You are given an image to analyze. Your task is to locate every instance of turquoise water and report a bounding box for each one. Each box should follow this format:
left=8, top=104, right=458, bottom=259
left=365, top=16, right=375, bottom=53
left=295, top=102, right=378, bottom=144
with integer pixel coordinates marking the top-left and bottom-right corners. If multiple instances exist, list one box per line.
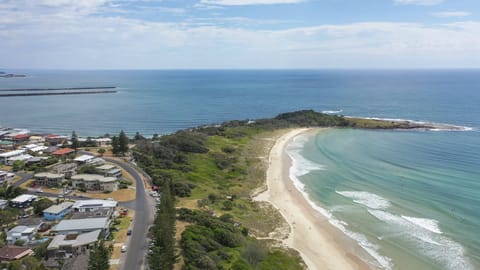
left=1, top=70, right=479, bottom=269
left=290, top=129, right=480, bottom=269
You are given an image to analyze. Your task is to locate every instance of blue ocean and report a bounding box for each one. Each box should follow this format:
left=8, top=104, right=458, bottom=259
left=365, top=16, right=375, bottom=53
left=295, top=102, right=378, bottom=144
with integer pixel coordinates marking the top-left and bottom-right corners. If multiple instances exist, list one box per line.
left=1, top=70, right=479, bottom=269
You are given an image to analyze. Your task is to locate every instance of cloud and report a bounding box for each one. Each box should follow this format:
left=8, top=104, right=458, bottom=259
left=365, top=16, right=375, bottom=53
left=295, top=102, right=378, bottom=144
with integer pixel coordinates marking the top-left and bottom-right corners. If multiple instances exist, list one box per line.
left=1, top=0, right=480, bottom=68
left=432, top=11, right=471, bottom=18
left=394, top=0, right=443, bottom=6
left=199, top=0, right=305, bottom=6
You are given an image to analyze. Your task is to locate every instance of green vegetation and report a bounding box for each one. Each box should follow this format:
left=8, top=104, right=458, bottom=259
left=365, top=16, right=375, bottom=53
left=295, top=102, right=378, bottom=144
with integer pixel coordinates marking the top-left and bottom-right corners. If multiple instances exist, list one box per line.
left=12, top=160, right=25, bottom=172
left=135, top=110, right=410, bottom=270
left=178, top=208, right=303, bottom=270
left=3, top=256, right=47, bottom=270
left=32, top=198, right=54, bottom=215
left=71, top=130, right=79, bottom=153
left=149, top=180, right=176, bottom=270
left=88, top=241, right=111, bottom=270
left=0, top=185, right=24, bottom=199
left=111, top=130, right=129, bottom=156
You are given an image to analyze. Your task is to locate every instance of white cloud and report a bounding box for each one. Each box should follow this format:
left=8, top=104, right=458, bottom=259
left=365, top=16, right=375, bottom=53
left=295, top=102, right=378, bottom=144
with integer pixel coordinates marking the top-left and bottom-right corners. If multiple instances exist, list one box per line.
left=394, top=0, right=443, bottom=6
left=1, top=0, right=480, bottom=69
left=433, top=11, right=471, bottom=18
left=199, top=0, right=305, bottom=6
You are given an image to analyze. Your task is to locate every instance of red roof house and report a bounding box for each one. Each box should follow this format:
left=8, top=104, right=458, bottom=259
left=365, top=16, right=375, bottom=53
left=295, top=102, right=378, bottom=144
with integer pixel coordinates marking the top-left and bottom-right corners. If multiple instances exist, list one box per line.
left=0, top=246, right=33, bottom=262
left=13, top=134, right=30, bottom=142
left=52, top=148, right=75, bottom=157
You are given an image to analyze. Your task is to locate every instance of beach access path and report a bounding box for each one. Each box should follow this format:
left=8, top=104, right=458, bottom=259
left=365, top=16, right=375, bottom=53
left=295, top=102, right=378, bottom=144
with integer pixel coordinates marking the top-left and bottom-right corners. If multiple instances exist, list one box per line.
left=254, top=128, right=371, bottom=270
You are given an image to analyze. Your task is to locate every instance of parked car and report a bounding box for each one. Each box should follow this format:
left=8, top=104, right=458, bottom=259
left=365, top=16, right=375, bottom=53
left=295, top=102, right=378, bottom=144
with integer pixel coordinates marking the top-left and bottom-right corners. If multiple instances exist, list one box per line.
left=121, top=245, right=127, bottom=253
left=127, top=229, right=132, bottom=236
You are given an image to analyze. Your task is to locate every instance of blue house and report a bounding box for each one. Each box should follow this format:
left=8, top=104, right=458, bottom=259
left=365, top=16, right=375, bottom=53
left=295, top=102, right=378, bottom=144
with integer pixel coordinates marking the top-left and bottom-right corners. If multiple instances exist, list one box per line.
left=43, top=202, right=74, bottom=221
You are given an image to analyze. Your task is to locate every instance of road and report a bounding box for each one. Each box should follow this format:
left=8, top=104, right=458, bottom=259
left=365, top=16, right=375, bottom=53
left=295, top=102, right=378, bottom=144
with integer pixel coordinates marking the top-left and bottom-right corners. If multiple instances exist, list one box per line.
left=102, top=157, right=155, bottom=270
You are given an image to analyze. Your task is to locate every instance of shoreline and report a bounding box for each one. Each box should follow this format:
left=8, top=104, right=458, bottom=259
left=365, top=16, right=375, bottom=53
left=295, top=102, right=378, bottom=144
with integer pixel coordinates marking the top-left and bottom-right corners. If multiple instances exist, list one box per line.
left=254, top=128, right=373, bottom=270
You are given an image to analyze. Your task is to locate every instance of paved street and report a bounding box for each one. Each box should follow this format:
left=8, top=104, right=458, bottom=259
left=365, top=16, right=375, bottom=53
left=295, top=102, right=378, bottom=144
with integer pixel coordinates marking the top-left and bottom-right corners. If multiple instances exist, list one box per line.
left=103, top=157, right=155, bottom=270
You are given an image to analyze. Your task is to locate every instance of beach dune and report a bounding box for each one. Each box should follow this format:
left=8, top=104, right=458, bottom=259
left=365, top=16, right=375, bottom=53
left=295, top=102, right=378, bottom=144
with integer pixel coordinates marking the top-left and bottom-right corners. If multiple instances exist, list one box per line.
left=254, top=128, right=371, bottom=270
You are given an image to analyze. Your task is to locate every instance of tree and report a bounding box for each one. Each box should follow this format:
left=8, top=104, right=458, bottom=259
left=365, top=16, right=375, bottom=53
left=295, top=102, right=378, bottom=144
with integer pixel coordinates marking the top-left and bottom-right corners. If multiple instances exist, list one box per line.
left=149, top=180, right=176, bottom=270
left=12, top=160, right=25, bottom=171
left=71, top=130, right=79, bottom=153
left=118, top=130, right=129, bottom=156
left=97, top=148, right=106, bottom=156
left=32, top=198, right=54, bottom=215
left=88, top=241, right=111, bottom=270
left=111, top=136, right=120, bottom=155
left=134, top=132, right=145, bottom=141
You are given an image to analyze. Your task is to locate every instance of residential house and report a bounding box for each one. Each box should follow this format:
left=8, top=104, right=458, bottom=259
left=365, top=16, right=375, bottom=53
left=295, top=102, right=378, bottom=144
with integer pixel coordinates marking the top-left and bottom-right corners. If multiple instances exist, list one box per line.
left=52, top=217, right=111, bottom=236
left=0, top=170, right=15, bottom=184
left=71, top=174, right=118, bottom=192
left=51, top=163, right=78, bottom=178
left=0, top=150, right=26, bottom=164
left=6, top=154, right=33, bottom=166
left=96, top=164, right=122, bottom=179
left=28, top=135, right=45, bottom=143
left=0, top=140, right=14, bottom=149
left=34, top=172, right=65, bottom=187
left=0, top=246, right=33, bottom=262
left=43, top=202, right=74, bottom=221
left=52, top=148, right=75, bottom=158
left=10, top=194, right=37, bottom=208
left=73, top=155, right=95, bottom=165
left=47, top=230, right=100, bottom=258
left=12, top=134, right=30, bottom=144
left=72, top=199, right=117, bottom=213
left=6, top=225, right=37, bottom=245
left=46, top=134, right=68, bottom=145
left=93, top=138, right=111, bottom=147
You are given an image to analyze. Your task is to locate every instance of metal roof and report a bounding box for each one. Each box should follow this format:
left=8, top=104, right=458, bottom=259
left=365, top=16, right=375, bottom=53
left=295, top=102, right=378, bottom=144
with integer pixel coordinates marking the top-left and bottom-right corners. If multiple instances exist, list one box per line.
left=48, top=230, right=100, bottom=250
left=74, top=155, right=95, bottom=162
left=72, top=199, right=118, bottom=209
left=53, top=217, right=109, bottom=232
left=43, top=202, right=74, bottom=215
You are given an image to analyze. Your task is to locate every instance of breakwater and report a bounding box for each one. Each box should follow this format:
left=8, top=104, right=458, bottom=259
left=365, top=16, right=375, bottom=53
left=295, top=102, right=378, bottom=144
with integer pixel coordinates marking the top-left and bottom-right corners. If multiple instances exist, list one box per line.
left=0, top=90, right=117, bottom=97
left=0, top=86, right=116, bottom=92
left=0, top=86, right=117, bottom=97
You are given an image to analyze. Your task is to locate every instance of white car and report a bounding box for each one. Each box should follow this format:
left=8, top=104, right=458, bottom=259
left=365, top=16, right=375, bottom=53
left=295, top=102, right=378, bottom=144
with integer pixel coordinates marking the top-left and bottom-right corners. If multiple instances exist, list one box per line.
left=121, top=245, right=127, bottom=253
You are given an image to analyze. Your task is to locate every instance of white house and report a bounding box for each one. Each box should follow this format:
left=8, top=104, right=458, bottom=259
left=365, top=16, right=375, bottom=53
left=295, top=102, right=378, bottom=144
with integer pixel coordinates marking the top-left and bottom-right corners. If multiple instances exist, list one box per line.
left=72, top=199, right=117, bottom=213
left=0, top=150, right=26, bottom=164
left=6, top=226, right=37, bottom=245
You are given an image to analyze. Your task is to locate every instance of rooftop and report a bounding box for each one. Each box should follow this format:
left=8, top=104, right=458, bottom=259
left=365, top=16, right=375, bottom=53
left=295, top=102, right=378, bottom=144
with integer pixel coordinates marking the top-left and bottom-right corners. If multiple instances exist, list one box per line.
left=11, top=194, right=37, bottom=203
left=52, top=148, right=75, bottom=155
left=71, top=174, right=117, bottom=183
left=0, top=246, right=33, bottom=260
left=96, top=164, right=116, bottom=170
left=72, top=199, right=117, bottom=209
left=53, top=217, right=110, bottom=232
left=35, top=172, right=64, bottom=179
left=48, top=229, right=100, bottom=250
left=43, top=202, right=74, bottom=215
left=74, top=155, right=95, bottom=162
left=0, top=150, right=26, bottom=158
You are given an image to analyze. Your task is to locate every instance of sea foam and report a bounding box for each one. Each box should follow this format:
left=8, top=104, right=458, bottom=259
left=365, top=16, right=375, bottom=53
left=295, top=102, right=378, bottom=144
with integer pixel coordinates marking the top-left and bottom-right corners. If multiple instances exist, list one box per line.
left=368, top=210, right=473, bottom=270
left=401, top=216, right=442, bottom=234
left=286, top=135, right=393, bottom=270
left=322, top=109, right=343, bottom=114
left=336, top=191, right=391, bottom=210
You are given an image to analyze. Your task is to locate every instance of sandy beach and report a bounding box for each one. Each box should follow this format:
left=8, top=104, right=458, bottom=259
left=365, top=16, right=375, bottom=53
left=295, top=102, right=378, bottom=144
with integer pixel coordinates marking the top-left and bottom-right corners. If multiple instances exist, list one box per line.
left=254, top=128, right=371, bottom=270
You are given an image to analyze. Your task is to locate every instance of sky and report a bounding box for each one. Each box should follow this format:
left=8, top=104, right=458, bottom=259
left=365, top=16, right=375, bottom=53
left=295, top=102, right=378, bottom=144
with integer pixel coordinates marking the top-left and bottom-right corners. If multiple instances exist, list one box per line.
left=1, top=0, right=479, bottom=69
